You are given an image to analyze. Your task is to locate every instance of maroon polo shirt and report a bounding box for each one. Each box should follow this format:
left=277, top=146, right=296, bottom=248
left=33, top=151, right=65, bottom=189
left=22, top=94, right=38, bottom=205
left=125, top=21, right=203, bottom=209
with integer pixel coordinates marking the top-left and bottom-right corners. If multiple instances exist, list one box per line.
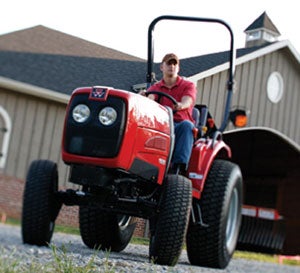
left=148, top=76, right=197, bottom=122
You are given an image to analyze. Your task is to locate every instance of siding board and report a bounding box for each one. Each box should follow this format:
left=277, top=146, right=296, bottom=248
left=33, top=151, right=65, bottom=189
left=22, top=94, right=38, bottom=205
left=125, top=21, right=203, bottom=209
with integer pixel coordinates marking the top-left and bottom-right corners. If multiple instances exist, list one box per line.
left=16, top=99, right=37, bottom=178
left=283, top=58, right=293, bottom=137
left=243, top=60, right=255, bottom=127
left=290, top=78, right=299, bottom=141
left=209, top=73, right=221, bottom=124
left=288, top=76, right=296, bottom=138
left=293, top=81, right=300, bottom=143
left=237, top=62, right=247, bottom=109
left=276, top=52, right=287, bottom=132
left=28, top=101, right=47, bottom=163
left=51, top=107, right=68, bottom=186
left=7, top=95, right=27, bottom=176
left=233, top=64, right=242, bottom=107
left=40, top=104, right=58, bottom=160
left=201, top=77, right=212, bottom=106
left=215, top=71, right=226, bottom=125
left=263, top=54, right=274, bottom=127
left=251, top=57, right=264, bottom=126
left=49, top=106, right=64, bottom=163
left=196, top=79, right=205, bottom=104
left=0, top=89, right=7, bottom=105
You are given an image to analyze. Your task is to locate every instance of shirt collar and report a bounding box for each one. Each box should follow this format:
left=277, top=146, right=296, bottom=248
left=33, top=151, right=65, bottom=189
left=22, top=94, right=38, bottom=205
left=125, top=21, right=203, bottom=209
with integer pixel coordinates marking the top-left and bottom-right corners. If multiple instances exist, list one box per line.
left=160, top=76, right=182, bottom=88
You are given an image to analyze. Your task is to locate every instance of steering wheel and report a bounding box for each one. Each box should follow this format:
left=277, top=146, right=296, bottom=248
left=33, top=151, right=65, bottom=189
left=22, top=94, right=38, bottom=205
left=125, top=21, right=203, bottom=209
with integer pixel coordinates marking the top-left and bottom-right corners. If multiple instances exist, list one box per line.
left=145, top=91, right=178, bottom=111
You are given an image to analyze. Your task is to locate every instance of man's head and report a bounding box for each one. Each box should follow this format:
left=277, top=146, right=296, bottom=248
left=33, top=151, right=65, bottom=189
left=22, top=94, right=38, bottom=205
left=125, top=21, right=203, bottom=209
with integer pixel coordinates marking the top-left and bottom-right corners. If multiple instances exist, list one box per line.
left=162, top=53, right=179, bottom=65
left=160, top=53, right=180, bottom=80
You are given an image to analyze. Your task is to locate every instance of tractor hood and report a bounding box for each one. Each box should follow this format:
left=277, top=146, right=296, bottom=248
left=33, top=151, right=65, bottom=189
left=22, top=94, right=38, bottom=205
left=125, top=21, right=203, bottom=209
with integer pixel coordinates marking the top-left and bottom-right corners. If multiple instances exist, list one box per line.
left=61, top=86, right=173, bottom=183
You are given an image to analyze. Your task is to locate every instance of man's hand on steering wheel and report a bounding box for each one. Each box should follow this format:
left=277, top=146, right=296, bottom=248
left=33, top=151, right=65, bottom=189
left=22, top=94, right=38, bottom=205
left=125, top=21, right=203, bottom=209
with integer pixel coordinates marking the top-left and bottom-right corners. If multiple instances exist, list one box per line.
left=173, top=102, right=184, bottom=111
left=144, top=91, right=193, bottom=113
left=144, top=91, right=179, bottom=112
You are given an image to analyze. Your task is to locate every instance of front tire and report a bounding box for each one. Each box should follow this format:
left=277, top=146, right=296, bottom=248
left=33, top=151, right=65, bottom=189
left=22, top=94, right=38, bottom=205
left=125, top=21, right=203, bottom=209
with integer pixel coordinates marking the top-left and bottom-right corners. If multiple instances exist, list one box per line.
left=149, top=174, right=192, bottom=266
left=186, top=160, right=243, bottom=269
left=22, top=160, right=61, bottom=246
left=79, top=206, right=136, bottom=252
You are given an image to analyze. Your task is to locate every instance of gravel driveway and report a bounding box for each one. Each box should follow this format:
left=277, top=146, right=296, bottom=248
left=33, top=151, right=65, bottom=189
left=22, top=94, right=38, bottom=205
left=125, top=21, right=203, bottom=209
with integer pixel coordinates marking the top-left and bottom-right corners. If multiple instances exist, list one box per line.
left=0, top=223, right=298, bottom=273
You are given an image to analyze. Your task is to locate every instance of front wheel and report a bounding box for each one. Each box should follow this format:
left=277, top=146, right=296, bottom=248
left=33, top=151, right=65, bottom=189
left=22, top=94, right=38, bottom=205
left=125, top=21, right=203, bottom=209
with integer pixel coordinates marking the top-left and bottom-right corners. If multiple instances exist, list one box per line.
left=22, top=160, right=62, bottom=246
left=149, top=174, right=192, bottom=266
left=79, top=206, right=136, bottom=252
left=186, top=160, right=243, bottom=269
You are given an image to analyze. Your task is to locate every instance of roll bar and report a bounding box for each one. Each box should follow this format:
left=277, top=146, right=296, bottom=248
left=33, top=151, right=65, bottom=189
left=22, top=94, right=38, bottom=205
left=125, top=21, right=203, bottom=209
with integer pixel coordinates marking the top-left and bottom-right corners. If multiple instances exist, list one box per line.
left=146, top=15, right=236, bottom=132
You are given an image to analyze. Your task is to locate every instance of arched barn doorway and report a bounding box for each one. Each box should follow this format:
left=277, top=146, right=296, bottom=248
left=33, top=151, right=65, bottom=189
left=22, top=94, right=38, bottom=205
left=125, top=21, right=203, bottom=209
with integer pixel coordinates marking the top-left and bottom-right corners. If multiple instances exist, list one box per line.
left=223, top=127, right=300, bottom=255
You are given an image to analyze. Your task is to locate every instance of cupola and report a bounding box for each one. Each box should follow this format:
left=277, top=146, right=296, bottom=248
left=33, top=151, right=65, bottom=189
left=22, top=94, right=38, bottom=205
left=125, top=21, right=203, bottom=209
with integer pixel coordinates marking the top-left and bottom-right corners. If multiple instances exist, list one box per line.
left=244, top=12, right=281, bottom=47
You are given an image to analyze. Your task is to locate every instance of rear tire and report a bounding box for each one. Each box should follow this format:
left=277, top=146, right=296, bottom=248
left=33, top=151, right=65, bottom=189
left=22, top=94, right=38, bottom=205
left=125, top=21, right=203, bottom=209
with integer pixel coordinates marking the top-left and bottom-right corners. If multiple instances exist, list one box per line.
left=22, top=160, right=61, bottom=246
left=186, top=159, right=243, bottom=269
left=149, top=174, right=192, bottom=266
left=79, top=206, right=136, bottom=252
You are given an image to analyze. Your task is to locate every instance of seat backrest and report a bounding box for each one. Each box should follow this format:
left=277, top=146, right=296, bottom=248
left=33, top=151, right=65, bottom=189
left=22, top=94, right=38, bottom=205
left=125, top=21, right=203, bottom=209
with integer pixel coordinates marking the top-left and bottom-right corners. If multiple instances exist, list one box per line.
left=192, top=107, right=200, bottom=126
left=193, top=105, right=210, bottom=139
left=199, top=106, right=208, bottom=127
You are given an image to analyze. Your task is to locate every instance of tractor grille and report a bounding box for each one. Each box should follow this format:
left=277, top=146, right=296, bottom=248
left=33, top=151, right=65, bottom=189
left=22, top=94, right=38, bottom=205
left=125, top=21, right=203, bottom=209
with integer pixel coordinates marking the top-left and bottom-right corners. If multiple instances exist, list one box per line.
left=64, top=93, right=126, bottom=158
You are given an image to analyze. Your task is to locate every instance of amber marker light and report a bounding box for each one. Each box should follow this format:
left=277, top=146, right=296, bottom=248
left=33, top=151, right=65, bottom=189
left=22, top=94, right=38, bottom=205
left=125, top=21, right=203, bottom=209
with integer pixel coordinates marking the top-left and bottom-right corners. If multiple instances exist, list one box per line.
left=229, top=109, right=248, bottom=128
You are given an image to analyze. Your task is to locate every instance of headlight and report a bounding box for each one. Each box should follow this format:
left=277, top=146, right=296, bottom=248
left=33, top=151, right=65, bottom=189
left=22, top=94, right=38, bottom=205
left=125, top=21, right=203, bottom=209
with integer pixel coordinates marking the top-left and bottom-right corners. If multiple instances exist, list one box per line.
left=72, top=104, right=90, bottom=123
left=99, top=107, right=117, bottom=126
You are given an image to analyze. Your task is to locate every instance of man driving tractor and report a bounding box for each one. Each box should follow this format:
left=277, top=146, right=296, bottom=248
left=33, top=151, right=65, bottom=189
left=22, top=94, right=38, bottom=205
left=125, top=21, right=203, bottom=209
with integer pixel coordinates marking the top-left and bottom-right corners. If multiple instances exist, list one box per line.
left=143, top=53, right=198, bottom=174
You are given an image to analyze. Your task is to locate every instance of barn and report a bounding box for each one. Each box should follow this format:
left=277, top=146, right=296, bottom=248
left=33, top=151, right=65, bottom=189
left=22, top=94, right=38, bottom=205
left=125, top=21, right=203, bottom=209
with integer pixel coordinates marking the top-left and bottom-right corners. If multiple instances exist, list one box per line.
left=0, top=12, right=299, bottom=255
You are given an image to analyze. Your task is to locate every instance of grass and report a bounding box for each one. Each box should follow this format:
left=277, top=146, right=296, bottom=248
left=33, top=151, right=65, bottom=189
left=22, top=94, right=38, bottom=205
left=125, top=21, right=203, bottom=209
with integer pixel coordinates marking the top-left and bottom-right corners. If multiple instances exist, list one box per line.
left=2, top=217, right=300, bottom=268
left=234, top=250, right=278, bottom=263
left=0, top=244, right=118, bottom=273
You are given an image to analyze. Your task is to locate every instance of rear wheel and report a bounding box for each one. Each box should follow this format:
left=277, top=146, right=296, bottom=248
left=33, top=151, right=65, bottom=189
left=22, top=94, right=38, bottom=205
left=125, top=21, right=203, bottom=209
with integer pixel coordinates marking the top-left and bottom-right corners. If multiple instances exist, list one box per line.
left=79, top=206, right=136, bottom=252
left=149, top=174, right=192, bottom=266
left=186, top=159, right=243, bottom=269
left=22, top=160, right=62, bottom=246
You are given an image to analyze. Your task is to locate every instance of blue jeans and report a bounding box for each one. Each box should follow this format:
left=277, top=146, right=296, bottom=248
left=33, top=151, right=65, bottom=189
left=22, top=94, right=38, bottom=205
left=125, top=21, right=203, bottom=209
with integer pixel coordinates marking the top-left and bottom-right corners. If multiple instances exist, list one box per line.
left=172, top=120, right=194, bottom=166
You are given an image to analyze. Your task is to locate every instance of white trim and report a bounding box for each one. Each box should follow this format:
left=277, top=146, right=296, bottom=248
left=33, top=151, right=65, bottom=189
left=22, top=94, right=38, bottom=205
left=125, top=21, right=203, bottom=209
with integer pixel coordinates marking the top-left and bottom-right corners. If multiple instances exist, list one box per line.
left=246, top=30, right=261, bottom=41
left=0, top=76, right=70, bottom=104
left=236, top=40, right=300, bottom=65
left=188, top=40, right=300, bottom=83
left=267, top=71, right=284, bottom=103
left=0, top=106, right=12, bottom=169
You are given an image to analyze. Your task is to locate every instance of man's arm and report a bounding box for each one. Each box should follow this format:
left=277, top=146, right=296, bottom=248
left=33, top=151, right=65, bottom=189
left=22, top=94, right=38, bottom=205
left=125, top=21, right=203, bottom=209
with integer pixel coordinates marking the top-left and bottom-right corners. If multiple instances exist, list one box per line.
left=174, top=95, right=193, bottom=111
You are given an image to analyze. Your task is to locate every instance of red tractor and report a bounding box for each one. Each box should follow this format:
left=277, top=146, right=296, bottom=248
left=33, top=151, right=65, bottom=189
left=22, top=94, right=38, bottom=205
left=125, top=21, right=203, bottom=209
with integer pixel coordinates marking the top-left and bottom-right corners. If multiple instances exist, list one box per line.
left=21, top=16, right=246, bottom=269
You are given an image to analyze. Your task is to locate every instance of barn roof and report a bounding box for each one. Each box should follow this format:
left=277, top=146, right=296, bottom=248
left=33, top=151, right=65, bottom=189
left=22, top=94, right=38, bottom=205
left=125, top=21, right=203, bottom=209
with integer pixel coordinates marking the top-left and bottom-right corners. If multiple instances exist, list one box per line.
left=0, top=25, right=143, bottom=61
left=0, top=45, right=268, bottom=95
left=0, top=50, right=145, bottom=93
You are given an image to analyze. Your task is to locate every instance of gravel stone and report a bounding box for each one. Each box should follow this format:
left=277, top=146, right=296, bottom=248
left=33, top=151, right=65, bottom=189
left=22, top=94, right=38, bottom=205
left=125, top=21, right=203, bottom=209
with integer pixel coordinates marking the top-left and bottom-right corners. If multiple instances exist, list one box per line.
left=0, top=223, right=298, bottom=273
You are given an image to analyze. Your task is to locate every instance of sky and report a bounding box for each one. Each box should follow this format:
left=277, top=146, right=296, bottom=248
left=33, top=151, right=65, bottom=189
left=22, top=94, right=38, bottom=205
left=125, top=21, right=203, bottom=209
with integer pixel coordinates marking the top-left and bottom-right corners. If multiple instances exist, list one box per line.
left=1, top=0, right=299, bottom=61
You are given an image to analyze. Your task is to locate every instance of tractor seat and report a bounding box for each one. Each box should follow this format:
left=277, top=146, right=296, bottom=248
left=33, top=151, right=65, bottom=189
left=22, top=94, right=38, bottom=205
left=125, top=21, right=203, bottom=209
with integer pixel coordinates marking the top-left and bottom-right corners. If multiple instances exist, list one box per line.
left=192, top=105, right=211, bottom=139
